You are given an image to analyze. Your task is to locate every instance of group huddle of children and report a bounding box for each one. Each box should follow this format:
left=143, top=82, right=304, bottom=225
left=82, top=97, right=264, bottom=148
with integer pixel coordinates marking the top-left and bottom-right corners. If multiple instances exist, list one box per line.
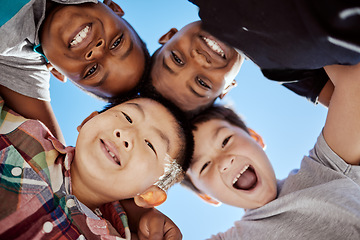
left=0, top=0, right=359, bottom=239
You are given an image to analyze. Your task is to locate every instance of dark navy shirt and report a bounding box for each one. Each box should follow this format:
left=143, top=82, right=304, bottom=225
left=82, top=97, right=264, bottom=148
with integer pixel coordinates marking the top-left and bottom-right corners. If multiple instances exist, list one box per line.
left=189, top=0, right=360, bottom=102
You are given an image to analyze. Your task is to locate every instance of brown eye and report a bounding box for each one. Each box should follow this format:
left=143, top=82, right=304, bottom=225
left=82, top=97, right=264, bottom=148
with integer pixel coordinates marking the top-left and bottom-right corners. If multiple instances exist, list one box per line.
left=196, top=76, right=211, bottom=89
left=200, top=161, right=210, bottom=174
left=171, top=51, right=184, bottom=65
left=111, top=34, right=124, bottom=49
left=222, top=136, right=232, bottom=148
left=121, top=112, right=132, bottom=123
left=85, top=64, right=98, bottom=78
left=145, top=140, right=156, bottom=155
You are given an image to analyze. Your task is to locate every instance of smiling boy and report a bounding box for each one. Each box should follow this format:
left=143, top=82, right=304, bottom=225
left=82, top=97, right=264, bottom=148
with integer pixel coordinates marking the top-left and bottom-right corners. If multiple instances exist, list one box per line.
left=0, top=0, right=149, bottom=143
left=0, top=94, right=193, bottom=239
left=149, top=21, right=243, bottom=115
left=184, top=63, right=360, bottom=239
left=188, top=0, right=360, bottom=103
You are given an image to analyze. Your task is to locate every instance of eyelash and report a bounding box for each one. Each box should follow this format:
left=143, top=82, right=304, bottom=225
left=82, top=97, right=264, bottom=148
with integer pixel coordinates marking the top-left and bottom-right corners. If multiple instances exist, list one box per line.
left=171, top=51, right=184, bottom=65
left=145, top=140, right=156, bottom=155
left=196, top=76, right=211, bottom=89
left=200, top=161, right=210, bottom=174
left=121, top=112, right=132, bottom=123
left=111, top=34, right=124, bottom=50
left=222, top=136, right=232, bottom=148
left=85, top=64, right=98, bottom=78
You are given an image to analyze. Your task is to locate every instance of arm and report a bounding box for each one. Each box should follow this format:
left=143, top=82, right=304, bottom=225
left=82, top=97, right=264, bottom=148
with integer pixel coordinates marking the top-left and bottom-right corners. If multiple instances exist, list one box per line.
left=317, top=80, right=334, bottom=107
left=323, top=62, right=360, bottom=165
left=121, top=199, right=182, bottom=240
left=0, top=85, right=65, bottom=144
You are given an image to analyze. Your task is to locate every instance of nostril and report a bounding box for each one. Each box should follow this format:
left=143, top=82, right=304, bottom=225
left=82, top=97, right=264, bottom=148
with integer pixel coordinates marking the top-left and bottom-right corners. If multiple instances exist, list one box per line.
left=87, top=51, right=92, bottom=58
left=116, top=132, right=120, bottom=138
left=124, top=141, right=128, bottom=148
left=96, top=39, right=103, bottom=47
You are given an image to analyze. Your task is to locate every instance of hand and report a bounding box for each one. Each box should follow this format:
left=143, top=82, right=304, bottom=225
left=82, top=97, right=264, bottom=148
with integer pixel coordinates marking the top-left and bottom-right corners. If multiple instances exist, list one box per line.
left=137, top=208, right=182, bottom=240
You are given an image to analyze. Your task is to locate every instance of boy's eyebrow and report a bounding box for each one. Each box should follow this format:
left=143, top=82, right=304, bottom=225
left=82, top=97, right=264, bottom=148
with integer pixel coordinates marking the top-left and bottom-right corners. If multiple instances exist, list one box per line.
left=162, top=56, right=177, bottom=75
left=125, top=102, right=145, bottom=118
left=120, top=40, right=133, bottom=60
left=154, top=127, right=170, bottom=153
left=214, top=126, right=226, bottom=139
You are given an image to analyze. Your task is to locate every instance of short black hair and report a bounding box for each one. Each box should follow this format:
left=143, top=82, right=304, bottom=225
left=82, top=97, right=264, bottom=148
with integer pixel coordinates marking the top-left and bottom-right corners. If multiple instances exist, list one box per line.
left=102, top=93, right=194, bottom=172
left=191, top=105, right=249, bottom=134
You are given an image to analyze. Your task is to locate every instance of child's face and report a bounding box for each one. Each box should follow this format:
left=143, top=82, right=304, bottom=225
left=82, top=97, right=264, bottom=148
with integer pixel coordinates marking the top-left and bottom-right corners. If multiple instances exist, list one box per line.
left=187, top=119, right=277, bottom=209
left=151, top=21, right=242, bottom=112
left=40, top=2, right=145, bottom=98
left=74, top=98, right=181, bottom=201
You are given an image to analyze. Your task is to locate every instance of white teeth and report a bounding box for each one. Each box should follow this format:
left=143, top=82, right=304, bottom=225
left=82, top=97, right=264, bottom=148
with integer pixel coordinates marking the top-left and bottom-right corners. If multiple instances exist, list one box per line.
left=232, top=165, right=250, bottom=185
left=202, top=36, right=225, bottom=58
left=70, top=26, right=90, bottom=47
left=105, top=145, right=116, bottom=159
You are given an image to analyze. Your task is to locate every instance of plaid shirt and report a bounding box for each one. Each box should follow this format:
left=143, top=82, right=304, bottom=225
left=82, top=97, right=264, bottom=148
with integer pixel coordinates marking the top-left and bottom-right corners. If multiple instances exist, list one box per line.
left=0, top=97, right=130, bottom=240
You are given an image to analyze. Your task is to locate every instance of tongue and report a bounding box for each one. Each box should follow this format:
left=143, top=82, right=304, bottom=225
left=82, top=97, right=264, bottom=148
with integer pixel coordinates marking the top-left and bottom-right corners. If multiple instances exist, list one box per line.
left=234, top=167, right=257, bottom=190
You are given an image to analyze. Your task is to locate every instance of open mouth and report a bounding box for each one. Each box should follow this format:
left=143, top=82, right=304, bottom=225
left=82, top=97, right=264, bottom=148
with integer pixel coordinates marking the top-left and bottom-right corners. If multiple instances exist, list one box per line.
left=101, top=139, right=121, bottom=166
left=201, top=36, right=226, bottom=59
left=69, top=24, right=91, bottom=47
left=232, top=165, right=258, bottom=190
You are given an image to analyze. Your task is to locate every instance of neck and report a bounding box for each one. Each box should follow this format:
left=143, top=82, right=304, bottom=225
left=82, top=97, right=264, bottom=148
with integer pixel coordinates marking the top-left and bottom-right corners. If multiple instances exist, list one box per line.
left=71, top=158, right=101, bottom=211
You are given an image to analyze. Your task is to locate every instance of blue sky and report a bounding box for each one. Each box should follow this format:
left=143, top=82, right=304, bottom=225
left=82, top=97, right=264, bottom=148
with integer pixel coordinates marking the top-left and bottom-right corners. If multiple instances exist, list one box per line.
left=50, top=0, right=328, bottom=239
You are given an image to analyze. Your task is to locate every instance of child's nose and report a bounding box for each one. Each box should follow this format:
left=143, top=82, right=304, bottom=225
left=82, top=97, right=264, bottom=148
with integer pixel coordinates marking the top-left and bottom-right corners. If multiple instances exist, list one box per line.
left=85, top=39, right=105, bottom=60
left=113, top=129, right=134, bottom=151
left=191, top=49, right=212, bottom=68
left=218, top=156, right=234, bottom=173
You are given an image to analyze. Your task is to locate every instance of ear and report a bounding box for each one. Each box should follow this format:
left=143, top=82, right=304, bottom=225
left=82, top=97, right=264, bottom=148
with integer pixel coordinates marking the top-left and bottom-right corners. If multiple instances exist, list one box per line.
left=248, top=128, right=266, bottom=149
left=47, top=63, right=67, bottom=83
left=197, top=192, right=221, bottom=206
left=219, top=79, right=237, bottom=99
left=77, top=111, right=99, bottom=132
left=134, top=185, right=167, bottom=208
left=158, top=28, right=178, bottom=45
left=104, top=0, right=124, bottom=17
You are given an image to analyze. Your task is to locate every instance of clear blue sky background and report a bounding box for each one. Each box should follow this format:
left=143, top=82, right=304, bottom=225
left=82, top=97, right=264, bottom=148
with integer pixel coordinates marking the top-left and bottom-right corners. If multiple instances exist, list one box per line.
left=50, top=1, right=328, bottom=239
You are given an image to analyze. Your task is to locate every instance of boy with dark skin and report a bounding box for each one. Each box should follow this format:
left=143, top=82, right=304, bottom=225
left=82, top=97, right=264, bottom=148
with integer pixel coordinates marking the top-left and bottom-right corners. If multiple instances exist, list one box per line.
left=149, top=21, right=333, bottom=116
left=0, top=0, right=149, bottom=143
left=188, top=0, right=360, bottom=102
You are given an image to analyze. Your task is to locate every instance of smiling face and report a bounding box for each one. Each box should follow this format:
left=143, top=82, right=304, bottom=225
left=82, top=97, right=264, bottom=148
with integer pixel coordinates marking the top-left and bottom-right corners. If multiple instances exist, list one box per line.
left=72, top=98, right=182, bottom=204
left=40, top=2, right=146, bottom=99
left=151, top=21, right=242, bottom=112
left=187, top=119, right=277, bottom=209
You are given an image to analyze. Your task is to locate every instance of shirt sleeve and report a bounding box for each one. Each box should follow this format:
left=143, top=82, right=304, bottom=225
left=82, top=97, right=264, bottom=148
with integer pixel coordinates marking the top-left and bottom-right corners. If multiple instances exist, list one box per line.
left=0, top=55, right=51, bottom=101
left=261, top=68, right=329, bottom=104
left=310, top=131, right=360, bottom=185
left=206, top=226, right=239, bottom=240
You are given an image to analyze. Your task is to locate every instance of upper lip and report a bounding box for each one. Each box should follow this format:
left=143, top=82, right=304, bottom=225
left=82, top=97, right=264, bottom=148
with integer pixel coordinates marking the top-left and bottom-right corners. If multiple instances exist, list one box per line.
left=101, top=139, right=121, bottom=166
left=68, top=23, right=93, bottom=49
